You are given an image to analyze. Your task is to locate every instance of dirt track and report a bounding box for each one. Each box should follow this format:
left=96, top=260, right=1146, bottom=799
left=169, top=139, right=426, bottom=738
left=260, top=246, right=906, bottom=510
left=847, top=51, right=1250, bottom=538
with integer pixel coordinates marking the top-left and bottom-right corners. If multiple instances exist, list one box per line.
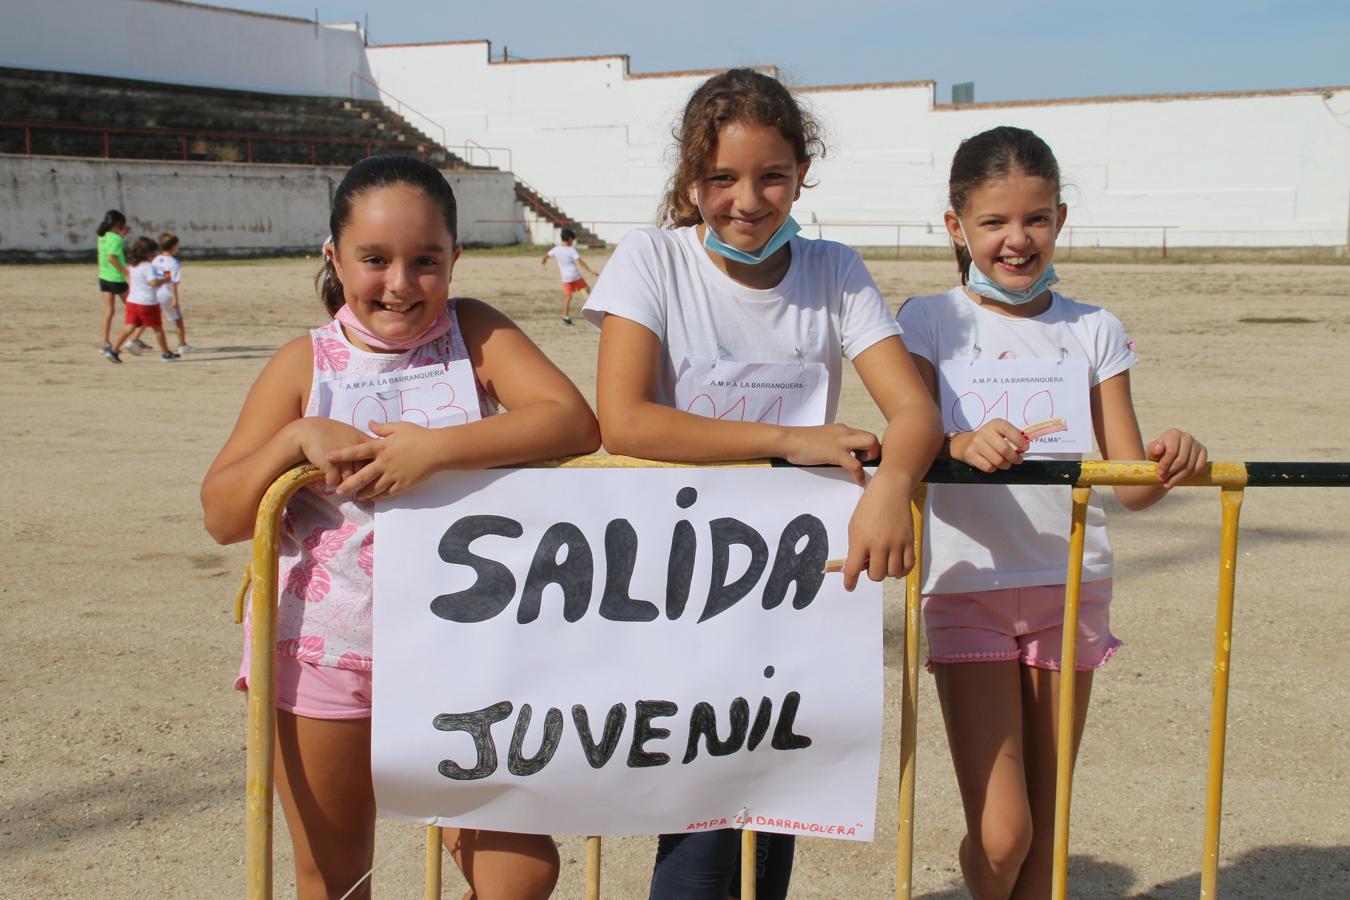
left=2, top=253, right=1347, bottom=898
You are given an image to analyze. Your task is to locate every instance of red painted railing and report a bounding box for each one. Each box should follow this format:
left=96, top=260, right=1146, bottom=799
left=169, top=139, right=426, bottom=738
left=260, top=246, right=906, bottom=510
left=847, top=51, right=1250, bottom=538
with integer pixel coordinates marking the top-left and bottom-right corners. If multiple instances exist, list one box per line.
left=0, top=119, right=436, bottom=164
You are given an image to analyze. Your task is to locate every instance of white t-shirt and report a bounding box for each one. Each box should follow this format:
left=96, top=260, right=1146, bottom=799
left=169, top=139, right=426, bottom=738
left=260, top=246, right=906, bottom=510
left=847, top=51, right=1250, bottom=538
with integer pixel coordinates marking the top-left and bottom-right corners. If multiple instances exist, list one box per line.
left=126, top=261, right=161, bottom=306
left=898, top=287, right=1138, bottom=593
left=548, top=245, right=583, bottom=282
left=582, top=226, right=903, bottom=424
left=153, top=253, right=181, bottom=305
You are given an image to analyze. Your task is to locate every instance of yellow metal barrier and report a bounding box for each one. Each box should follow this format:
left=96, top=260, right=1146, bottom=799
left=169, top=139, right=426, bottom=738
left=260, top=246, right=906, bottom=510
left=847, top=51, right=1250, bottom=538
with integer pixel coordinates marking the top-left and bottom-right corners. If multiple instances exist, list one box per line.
left=894, top=484, right=927, bottom=899
left=240, top=457, right=1346, bottom=898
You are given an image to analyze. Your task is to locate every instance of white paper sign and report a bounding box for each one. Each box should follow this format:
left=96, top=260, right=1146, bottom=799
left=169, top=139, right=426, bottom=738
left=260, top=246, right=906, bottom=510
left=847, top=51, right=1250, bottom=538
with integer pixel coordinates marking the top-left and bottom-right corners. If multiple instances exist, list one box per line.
left=322, top=360, right=481, bottom=436
left=938, top=358, right=1092, bottom=452
left=675, top=359, right=829, bottom=426
left=372, top=466, right=883, bottom=841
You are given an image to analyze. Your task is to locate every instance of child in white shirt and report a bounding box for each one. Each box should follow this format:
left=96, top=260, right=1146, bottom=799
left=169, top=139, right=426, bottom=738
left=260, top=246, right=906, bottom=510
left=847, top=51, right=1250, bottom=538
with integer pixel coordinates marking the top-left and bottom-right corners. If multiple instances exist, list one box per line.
left=541, top=227, right=598, bottom=325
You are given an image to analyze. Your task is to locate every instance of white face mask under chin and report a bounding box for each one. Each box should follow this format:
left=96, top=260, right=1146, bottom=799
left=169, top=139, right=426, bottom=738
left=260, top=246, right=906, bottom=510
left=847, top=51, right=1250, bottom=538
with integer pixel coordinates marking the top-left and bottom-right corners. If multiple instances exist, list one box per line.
left=957, top=221, right=1059, bottom=306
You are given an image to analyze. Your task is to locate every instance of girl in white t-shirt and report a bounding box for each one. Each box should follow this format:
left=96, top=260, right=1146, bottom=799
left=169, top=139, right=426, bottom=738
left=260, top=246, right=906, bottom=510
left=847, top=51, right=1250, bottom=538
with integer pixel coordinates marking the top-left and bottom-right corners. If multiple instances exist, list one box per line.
left=898, top=126, right=1207, bottom=900
left=585, top=67, right=942, bottom=900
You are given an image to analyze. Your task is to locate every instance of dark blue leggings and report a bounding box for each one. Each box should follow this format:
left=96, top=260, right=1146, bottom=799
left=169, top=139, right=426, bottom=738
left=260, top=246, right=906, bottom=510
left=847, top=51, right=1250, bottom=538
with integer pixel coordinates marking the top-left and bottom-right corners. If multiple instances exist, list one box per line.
left=649, top=830, right=795, bottom=899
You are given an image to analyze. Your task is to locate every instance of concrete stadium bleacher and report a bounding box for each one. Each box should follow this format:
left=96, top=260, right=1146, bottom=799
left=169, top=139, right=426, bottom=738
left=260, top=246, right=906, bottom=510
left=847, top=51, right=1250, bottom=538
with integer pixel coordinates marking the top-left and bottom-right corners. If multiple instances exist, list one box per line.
left=0, top=65, right=464, bottom=167
left=0, top=65, right=604, bottom=247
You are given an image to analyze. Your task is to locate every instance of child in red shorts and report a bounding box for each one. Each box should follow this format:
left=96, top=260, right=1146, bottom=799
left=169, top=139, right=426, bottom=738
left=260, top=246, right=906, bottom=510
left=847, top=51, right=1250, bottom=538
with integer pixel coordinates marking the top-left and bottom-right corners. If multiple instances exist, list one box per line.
left=541, top=227, right=599, bottom=325
left=108, top=237, right=176, bottom=363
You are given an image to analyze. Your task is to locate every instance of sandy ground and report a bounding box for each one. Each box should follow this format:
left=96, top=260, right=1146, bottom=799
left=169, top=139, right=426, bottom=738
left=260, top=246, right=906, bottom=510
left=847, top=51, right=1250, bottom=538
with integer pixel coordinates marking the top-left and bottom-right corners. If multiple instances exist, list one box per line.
left=1, top=252, right=1348, bottom=899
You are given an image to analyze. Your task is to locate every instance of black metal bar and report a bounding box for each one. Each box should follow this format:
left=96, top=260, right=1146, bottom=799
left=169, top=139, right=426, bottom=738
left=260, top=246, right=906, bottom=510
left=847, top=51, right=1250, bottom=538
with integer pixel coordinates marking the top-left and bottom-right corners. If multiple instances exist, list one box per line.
left=772, top=458, right=1350, bottom=487
left=922, top=459, right=1083, bottom=485
left=1242, top=462, right=1350, bottom=487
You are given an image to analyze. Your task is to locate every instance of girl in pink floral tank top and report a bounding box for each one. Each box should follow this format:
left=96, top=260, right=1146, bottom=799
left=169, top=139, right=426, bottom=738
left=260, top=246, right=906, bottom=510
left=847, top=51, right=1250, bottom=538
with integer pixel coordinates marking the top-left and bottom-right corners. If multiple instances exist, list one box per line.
left=203, top=156, right=599, bottom=899
left=265, top=301, right=498, bottom=673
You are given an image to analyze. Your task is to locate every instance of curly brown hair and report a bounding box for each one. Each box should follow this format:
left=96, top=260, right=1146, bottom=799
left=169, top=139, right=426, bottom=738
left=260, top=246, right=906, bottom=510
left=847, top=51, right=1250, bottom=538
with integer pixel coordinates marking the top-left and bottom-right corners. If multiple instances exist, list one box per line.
left=658, top=68, right=825, bottom=228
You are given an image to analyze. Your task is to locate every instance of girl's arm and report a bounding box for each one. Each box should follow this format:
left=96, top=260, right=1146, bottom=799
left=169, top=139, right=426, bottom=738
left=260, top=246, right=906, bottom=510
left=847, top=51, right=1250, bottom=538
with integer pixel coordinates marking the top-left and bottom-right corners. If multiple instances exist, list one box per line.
left=596, top=314, right=882, bottom=483
left=201, top=336, right=367, bottom=543
left=1091, top=371, right=1207, bottom=510
left=108, top=254, right=129, bottom=279
left=325, top=299, right=601, bottom=500
left=912, top=355, right=1029, bottom=471
left=841, top=337, right=943, bottom=588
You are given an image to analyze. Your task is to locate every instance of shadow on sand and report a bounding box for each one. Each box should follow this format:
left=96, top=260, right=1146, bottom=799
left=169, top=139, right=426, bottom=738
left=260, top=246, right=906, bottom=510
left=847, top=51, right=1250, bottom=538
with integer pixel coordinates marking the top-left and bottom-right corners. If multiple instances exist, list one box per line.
left=916, top=844, right=1350, bottom=899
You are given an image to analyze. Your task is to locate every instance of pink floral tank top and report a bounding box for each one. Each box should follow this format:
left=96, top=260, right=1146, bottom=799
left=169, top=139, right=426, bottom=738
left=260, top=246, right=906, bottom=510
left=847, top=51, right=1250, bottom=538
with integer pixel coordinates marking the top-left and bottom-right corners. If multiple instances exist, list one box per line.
left=259, top=299, right=497, bottom=670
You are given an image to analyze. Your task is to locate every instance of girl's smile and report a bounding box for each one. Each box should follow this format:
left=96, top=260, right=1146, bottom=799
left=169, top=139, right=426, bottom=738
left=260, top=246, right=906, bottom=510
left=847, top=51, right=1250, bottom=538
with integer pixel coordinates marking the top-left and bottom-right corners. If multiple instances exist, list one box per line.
left=331, top=183, right=459, bottom=351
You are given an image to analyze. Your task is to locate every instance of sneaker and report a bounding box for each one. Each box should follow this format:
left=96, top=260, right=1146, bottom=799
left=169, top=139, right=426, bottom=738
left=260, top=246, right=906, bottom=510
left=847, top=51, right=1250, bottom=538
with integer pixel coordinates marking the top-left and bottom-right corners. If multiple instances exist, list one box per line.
left=123, top=340, right=144, bottom=356
left=160, top=351, right=178, bottom=362
left=177, top=344, right=198, bottom=354
left=561, top=316, right=573, bottom=326
left=102, top=346, right=122, bottom=364
left=134, top=338, right=154, bottom=352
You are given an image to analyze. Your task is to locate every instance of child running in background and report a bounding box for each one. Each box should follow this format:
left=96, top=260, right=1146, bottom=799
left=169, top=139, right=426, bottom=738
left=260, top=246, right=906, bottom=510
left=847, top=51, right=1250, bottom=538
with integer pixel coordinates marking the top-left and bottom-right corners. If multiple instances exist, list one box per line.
left=542, top=227, right=599, bottom=324
left=202, top=155, right=599, bottom=899
left=897, top=126, right=1207, bottom=900
left=584, top=68, right=942, bottom=900
left=151, top=232, right=195, bottom=353
left=107, top=237, right=176, bottom=363
left=96, top=209, right=130, bottom=360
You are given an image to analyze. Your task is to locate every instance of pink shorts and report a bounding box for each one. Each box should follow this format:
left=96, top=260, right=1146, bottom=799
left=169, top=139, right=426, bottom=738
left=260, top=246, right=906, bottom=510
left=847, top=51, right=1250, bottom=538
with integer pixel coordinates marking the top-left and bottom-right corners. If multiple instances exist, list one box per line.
left=235, top=643, right=372, bottom=720
left=922, top=579, right=1121, bottom=673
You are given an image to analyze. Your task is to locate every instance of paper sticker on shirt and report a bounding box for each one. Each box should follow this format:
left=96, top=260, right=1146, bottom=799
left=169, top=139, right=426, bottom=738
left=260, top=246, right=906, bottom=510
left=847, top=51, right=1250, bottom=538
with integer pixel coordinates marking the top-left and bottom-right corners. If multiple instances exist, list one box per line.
left=938, top=357, right=1091, bottom=452
left=322, top=360, right=481, bottom=436
left=676, top=358, right=828, bottom=427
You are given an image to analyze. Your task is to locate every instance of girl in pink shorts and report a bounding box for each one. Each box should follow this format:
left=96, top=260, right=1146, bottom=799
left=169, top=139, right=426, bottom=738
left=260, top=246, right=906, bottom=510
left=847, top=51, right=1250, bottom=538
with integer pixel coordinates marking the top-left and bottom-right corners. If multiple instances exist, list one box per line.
left=204, top=155, right=600, bottom=899
left=897, top=126, right=1208, bottom=900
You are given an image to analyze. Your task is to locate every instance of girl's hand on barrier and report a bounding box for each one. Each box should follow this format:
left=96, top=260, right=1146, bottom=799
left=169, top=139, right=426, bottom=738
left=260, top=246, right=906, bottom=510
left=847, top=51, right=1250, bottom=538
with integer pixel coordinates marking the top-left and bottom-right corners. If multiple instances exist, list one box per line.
left=292, top=418, right=370, bottom=488
left=781, top=424, right=881, bottom=487
left=841, top=471, right=916, bottom=591
left=1148, top=428, right=1208, bottom=488
left=951, top=419, right=1028, bottom=472
left=327, top=420, right=441, bottom=501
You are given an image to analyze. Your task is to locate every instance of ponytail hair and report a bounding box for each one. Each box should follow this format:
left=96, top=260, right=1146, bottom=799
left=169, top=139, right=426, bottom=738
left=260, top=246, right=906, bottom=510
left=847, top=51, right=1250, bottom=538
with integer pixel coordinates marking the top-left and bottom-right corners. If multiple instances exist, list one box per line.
left=97, top=209, right=126, bottom=237
left=316, top=155, right=459, bottom=318
left=947, top=126, right=1060, bottom=284
left=315, top=242, right=344, bottom=317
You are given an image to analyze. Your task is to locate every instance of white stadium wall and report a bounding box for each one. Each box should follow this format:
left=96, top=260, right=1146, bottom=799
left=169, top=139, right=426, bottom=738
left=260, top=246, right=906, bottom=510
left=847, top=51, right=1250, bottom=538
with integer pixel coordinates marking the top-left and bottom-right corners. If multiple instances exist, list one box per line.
left=4, top=2, right=1347, bottom=249
left=2, top=0, right=374, bottom=99
left=365, top=42, right=1350, bottom=248
left=0, top=156, right=519, bottom=260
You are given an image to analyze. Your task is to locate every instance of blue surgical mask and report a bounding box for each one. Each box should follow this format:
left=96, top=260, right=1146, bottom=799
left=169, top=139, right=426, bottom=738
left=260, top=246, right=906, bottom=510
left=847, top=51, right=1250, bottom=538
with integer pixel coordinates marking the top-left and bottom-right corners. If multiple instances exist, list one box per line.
left=702, top=216, right=801, bottom=265
left=958, top=222, right=1059, bottom=306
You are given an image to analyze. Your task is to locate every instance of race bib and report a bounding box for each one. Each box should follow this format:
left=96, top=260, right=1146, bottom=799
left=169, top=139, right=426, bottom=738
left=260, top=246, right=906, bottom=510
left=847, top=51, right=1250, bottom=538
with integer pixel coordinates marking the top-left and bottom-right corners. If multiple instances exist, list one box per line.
left=938, top=357, right=1092, bottom=452
left=321, top=360, right=481, bottom=436
left=675, top=358, right=829, bottom=427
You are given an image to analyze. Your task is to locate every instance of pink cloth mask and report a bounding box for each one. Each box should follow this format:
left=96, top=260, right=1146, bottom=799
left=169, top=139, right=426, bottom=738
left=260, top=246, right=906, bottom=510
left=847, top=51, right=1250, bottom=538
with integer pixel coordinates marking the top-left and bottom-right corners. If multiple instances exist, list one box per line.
left=334, top=301, right=454, bottom=351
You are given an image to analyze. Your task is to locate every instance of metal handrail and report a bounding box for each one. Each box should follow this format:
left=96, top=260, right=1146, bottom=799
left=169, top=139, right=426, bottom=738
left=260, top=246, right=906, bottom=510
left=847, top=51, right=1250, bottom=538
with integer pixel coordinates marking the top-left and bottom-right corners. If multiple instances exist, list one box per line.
left=349, top=71, right=448, bottom=149
left=0, top=118, right=422, bottom=164
left=458, top=138, right=513, bottom=172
